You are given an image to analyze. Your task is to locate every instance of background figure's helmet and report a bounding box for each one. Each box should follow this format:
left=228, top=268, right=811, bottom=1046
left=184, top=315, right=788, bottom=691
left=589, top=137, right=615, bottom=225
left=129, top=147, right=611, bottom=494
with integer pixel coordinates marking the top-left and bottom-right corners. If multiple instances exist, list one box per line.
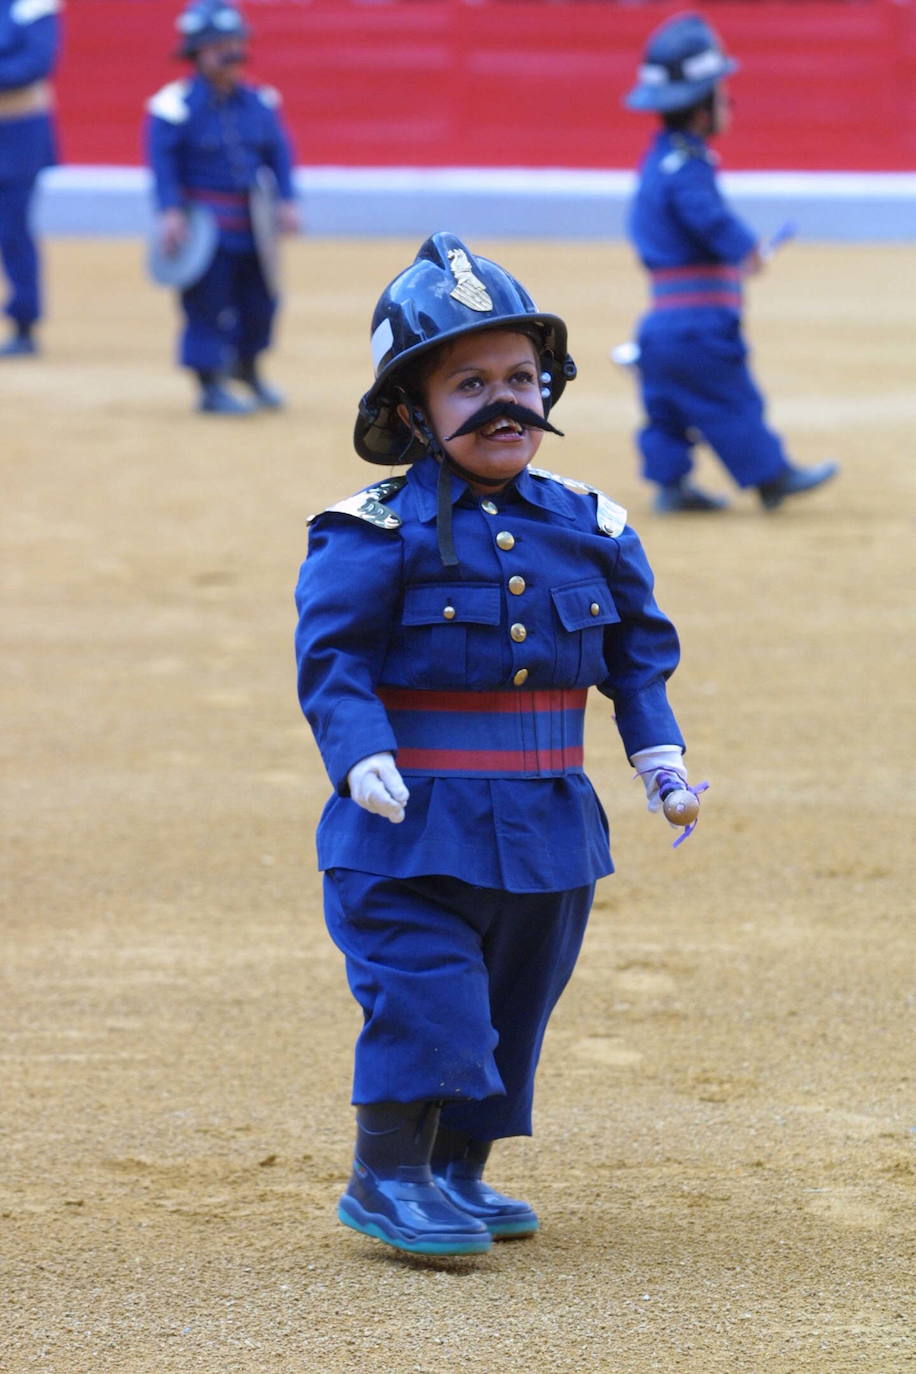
left=624, top=11, right=738, bottom=113
left=175, top=0, right=250, bottom=58
left=354, top=231, right=576, bottom=465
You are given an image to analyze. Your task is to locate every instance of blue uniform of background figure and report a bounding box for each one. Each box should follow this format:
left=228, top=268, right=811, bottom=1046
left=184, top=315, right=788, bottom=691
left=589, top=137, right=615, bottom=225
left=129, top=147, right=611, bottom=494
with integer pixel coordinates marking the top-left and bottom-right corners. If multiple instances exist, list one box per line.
left=295, top=455, right=684, bottom=1141
left=628, top=129, right=792, bottom=490
left=145, top=73, right=294, bottom=372
left=0, top=0, right=60, bottom=335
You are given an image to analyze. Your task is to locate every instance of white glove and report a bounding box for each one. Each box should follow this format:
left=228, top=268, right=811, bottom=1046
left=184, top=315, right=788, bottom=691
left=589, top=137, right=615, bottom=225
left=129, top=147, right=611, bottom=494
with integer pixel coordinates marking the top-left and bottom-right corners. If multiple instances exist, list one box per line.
left=347, top=752, right=410, bottom=824
left=631, top=745, right=687, bottom=814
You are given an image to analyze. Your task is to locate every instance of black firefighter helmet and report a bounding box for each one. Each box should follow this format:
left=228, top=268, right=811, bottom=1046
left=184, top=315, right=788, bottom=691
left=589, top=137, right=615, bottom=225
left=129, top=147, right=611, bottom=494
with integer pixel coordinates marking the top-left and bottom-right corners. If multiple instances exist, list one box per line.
left=354, top=232, right=577, bottom=466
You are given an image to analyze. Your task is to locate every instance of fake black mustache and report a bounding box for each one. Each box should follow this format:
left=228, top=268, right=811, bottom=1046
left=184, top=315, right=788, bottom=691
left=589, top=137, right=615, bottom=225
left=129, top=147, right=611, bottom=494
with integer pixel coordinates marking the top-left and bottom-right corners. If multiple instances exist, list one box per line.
left=445, top=401, right=564, bottom=443
left=217, top=49, right=247, bottom=65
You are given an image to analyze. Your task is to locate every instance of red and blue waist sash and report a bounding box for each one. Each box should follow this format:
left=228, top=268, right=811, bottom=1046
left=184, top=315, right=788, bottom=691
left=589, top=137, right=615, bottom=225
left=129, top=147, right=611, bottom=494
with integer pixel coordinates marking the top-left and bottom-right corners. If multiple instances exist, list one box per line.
left=649, top=264, right=742, bottom=312
left=377, top=687, right=587, bottom=778
left=183, top=186, right=251, bottom=233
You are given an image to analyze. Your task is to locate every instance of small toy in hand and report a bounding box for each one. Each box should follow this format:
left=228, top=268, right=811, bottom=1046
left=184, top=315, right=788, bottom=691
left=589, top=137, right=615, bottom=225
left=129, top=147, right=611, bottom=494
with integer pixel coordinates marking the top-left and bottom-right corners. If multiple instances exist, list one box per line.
left=656, top=770, right=709, bottom=846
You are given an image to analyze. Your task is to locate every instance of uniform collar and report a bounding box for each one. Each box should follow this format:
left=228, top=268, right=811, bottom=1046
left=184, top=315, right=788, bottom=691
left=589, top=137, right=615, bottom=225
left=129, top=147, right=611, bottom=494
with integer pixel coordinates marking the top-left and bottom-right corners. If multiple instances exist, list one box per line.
left=658, top=128, right=707, bottom=155
left=192, top=72, right=244, bottom=103
left=407, top=455, right=563, bottom=523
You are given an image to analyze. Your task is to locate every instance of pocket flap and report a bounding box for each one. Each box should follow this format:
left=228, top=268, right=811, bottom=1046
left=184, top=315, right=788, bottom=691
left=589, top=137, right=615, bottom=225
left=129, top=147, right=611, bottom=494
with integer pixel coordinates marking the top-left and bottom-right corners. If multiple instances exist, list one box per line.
left=402, top=583, right=501, bottom=627
left=551, top=580, right=620, bottom=632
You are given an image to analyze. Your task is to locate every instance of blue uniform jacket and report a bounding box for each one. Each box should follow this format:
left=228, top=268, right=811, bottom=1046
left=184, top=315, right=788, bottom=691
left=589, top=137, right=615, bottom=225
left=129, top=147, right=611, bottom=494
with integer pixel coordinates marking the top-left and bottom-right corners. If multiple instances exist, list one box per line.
left=295, top=457, right=685, bottom=894
left=628, top=130, right=757, bottom=336
left=0, top=0, right=59, bottom=182
left=145, top=74, right=294, bottom=251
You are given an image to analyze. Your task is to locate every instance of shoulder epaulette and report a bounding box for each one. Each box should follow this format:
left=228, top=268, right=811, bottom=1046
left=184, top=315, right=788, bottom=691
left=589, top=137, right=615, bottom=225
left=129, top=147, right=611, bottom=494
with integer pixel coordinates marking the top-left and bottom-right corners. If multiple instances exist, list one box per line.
left=11, top=0, right=60, bottom=23
left=309, top=476, right=407, bottom=529
left=528, top=467, right=627, bottom=537
left=147, top=80, right=191, bottom=125
left=660, top=135, right=714, bottom=175
left=257, top=84, right=282, bottom=110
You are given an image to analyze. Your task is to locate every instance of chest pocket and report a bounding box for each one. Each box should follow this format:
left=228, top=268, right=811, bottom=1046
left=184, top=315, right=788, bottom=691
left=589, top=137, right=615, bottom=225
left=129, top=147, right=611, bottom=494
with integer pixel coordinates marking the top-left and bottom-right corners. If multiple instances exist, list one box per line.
left=550, top=579, right=620, bottom=685
left=400, top=583, right=502, bottom=689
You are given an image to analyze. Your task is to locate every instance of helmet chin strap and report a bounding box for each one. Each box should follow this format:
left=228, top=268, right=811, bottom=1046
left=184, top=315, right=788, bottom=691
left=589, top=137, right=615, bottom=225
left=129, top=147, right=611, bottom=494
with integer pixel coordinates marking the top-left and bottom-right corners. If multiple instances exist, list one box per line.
left=411, top=406, right=510, bottom=567
left=411, top=406, right=535, bottom=567
left=408, top=407, right=460, bottom=568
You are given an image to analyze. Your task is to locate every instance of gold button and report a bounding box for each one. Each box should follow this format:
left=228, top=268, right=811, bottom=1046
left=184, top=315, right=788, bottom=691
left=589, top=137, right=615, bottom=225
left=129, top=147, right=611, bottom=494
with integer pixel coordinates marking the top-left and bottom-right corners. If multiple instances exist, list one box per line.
left=510, top=623, right=527, bottom=643
left=513, top=668, right=529, bottom=686
left=508, top=575, right=526, bottom=596
left=443, top=605, right=456, bottom=620
left=481, top=500, right=498, bottom=515
left=590, top=602, right=600, bottom=616
left=496, top=531, right=515, bottom=551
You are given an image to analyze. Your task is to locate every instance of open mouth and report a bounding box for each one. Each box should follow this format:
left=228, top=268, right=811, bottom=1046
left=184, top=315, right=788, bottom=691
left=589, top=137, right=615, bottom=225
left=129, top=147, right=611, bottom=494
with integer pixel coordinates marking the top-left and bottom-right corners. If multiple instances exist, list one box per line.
left=444, top=402, right=562, bottom=444
left=480, top=417, right=525, bottom=438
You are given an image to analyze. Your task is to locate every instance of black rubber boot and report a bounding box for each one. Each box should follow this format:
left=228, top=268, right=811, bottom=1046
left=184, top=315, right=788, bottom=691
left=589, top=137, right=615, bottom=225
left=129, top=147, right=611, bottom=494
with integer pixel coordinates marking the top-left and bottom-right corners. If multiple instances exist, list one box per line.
left=338, top=1103, right=491, bottom=1256
left=431, top=1127, right=539, bottom=1239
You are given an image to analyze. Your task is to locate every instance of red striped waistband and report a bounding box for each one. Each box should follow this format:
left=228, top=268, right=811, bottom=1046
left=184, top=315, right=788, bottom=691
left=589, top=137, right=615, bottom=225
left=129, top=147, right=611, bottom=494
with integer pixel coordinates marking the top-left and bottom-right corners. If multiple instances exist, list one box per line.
left=376, top=686, right=587, bottom=777
left=649, top=264, right=742, bottom=311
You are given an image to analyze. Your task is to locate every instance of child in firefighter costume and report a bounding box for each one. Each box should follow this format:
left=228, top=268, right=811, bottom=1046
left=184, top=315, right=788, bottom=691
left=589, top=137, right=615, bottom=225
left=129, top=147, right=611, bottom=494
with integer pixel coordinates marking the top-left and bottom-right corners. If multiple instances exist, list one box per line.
left=624, top=11, right=838, bottom=512
left=295, top=232, right=703, bottom=1257
left=145, top=0, right=298, bottom=413
left=0, top=0, right=61, bottom=357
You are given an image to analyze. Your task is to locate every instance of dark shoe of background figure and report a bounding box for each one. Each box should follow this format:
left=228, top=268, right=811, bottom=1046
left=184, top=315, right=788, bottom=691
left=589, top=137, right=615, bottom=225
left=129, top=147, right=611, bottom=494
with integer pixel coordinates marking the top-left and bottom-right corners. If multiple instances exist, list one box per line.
left=232, top=363, right=285, bottom=410
left=245, top=378, right=284, bottom=410
left=197, top=383, right=255, bottom=415
left=338, top=1159, right=492, bottom=1256
left=432, top=1162, right=539, bottom=1239
left=0, top=334, right=37, bottom=358
left=653, top=480, right=730, bottom=514
left=757, top=461, right=839, bottom=510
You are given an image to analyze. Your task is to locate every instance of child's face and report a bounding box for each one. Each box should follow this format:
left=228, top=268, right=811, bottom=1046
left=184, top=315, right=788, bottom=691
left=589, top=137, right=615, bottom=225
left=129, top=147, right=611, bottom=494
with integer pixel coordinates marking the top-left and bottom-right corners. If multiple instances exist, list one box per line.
left=421, top=330, right=545, bottom=491
left=196, top=38, right=247, bottom=88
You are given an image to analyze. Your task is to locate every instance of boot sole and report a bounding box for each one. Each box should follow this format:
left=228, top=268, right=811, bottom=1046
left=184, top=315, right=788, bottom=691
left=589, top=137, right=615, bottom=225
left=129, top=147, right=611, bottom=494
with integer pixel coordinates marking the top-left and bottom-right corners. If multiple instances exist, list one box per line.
left=337, top=1199, right=491, bottom=1255
left=488, top=1217, right=539, bottom=1239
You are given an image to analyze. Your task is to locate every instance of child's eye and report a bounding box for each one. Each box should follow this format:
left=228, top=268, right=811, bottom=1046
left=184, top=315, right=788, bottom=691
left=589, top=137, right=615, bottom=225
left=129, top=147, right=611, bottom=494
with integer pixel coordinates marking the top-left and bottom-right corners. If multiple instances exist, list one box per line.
left=458, top=376, right=482, bottom=392
left=513, top=370, right=536, bottom=385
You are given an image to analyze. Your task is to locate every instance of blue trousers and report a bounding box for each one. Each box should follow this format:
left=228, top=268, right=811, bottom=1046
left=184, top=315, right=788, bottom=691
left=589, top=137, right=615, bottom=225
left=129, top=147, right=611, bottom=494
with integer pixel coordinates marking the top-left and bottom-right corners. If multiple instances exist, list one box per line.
left=636, top=322, right=791, bottom=488
left=323, top=868, right=595, bottom=1140
left=0, top=179, right=41, bottom=328
left=179, top=245, right=276, bottom=372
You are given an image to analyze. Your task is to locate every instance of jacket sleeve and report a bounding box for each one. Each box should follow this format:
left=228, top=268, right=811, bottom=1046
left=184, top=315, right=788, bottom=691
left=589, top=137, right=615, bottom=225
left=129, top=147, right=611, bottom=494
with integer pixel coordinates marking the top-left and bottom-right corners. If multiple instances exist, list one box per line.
left=669, top=158, right=757, bottom=265
left=596, top=526, right=686, bottom=760
left=258, top=91, right=295, bottom=200
left=0, top=11, right=59, bottom=90
left=144, top=111, right=186, bottom=211
left=294, top=515, right=403, bottom=792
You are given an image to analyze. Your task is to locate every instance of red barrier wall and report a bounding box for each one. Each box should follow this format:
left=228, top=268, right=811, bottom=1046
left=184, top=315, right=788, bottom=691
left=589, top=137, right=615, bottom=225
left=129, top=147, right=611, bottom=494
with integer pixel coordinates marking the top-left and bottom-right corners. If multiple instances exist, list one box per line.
left=55, top=0, right=916, bottom=171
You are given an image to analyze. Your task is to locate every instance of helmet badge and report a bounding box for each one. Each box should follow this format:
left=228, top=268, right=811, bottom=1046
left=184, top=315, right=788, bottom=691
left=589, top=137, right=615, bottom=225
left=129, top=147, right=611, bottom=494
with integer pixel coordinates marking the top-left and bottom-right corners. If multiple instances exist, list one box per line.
left=447, top=248, right=493, bottom=313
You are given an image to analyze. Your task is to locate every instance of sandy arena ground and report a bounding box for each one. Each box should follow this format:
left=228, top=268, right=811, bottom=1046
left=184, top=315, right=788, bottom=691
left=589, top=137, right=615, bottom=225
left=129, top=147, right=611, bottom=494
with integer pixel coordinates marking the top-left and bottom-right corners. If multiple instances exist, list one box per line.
left=2, top=238, right=914, bottom=1373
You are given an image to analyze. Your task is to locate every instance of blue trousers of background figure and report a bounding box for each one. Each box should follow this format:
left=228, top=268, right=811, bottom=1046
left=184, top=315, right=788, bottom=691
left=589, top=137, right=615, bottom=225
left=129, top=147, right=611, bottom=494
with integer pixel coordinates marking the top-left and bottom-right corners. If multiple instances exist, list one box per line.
left=0, top=179, right=41, bottom=328
left=179, top=245, right=276, bottom=372
left=636, top=323, right=792, bottom=489
left=323, top=869, right=595, bottom=1140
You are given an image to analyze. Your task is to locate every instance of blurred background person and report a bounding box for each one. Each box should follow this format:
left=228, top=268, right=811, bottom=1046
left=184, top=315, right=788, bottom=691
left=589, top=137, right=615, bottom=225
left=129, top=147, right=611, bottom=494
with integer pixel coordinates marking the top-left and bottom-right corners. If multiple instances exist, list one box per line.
left=624, top=11, right=838, bottom=513
left=0, top=0, right=61, bottom=358
left=145, top=0, right=299, bottom=415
